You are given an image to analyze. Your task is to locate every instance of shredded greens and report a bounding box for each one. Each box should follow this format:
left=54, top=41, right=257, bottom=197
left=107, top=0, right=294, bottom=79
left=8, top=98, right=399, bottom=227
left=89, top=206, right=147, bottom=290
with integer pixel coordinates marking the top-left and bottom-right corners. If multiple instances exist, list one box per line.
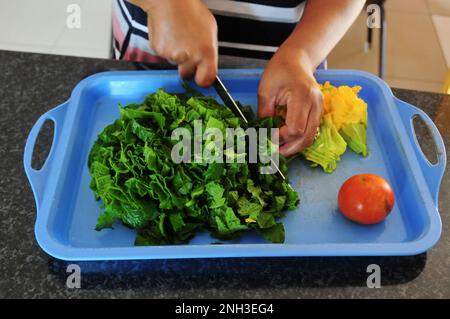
left=88, top=89, right=299, bottom=245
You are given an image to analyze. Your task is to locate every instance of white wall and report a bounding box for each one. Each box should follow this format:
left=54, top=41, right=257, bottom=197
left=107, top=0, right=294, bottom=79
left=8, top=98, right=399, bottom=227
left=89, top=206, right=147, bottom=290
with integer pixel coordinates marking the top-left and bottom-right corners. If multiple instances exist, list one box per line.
left=0, top=0, right=113, bottom=58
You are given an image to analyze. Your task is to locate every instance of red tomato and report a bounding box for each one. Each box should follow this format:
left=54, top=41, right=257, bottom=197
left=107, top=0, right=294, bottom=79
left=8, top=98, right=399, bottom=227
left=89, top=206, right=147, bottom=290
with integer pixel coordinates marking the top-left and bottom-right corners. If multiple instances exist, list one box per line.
left=338, top=174, right=395, bottom=225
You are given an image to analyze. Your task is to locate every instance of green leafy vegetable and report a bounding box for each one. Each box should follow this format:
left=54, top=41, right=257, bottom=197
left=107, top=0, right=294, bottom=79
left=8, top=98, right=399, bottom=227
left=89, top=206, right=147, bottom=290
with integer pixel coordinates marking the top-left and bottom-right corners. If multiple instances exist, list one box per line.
left=300, top=82, right=369, bottom=173
left=258, top=223, right=285, bottom=244
left=339, top=122, right=368, bottom=157
left=88, top=89, right=299, bottom=245
left=301, top=115, right=347, bottom=173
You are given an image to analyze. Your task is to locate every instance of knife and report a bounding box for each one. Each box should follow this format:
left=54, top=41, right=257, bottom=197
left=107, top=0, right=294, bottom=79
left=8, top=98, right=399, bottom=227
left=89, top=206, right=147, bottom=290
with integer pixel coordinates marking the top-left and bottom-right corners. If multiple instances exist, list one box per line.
left=213, top=76, right=249, bottom=125
left=213, top=75, right=292, bottom=187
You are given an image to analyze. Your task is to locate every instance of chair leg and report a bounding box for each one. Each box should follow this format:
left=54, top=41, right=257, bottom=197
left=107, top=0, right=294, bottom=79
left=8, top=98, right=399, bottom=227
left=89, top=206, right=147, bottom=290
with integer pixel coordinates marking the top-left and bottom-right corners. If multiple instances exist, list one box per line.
left=365, top=16, right=373, bottom=53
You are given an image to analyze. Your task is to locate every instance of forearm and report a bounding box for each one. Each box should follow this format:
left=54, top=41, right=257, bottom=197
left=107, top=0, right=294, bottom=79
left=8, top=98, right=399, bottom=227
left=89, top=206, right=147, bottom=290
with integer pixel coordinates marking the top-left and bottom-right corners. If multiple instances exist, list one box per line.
left=281, top=0, right=366, bottom=71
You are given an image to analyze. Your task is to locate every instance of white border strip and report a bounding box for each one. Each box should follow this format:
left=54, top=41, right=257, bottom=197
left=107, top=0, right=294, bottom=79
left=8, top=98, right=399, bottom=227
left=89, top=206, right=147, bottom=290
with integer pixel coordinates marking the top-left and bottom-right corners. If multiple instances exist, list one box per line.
left=219, top=41, right=278, bottom=52
left=204, top=0, right=305, bottom=23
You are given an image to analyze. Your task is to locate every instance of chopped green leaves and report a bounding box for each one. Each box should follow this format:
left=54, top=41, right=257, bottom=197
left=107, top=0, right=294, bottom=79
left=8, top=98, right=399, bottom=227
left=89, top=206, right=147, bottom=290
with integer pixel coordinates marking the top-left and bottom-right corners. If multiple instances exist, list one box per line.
left=88, top=89, right=299, bottom=245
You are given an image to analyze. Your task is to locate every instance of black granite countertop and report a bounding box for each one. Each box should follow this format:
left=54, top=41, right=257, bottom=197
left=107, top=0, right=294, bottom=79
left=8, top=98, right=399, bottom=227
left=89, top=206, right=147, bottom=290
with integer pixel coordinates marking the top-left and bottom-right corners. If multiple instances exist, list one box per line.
left=1, top=50, right=449, bottom=299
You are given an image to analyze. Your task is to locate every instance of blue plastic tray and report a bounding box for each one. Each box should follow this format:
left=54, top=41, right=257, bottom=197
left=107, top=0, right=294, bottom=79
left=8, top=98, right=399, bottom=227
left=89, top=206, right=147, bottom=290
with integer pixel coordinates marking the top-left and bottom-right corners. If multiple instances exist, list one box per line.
left=24, top=69, right=446, bottom=260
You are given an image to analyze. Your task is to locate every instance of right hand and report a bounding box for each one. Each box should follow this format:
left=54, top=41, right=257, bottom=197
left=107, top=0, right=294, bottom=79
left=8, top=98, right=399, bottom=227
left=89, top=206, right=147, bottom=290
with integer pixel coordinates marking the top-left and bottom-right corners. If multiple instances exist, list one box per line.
left=130, top=0, right=218, bottom=87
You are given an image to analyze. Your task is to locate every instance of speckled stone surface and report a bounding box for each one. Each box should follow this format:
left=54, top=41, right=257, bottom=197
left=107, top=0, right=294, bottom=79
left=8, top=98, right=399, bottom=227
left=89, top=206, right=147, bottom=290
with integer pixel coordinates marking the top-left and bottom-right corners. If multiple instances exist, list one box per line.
left=1, top=50, right=449, bottom=299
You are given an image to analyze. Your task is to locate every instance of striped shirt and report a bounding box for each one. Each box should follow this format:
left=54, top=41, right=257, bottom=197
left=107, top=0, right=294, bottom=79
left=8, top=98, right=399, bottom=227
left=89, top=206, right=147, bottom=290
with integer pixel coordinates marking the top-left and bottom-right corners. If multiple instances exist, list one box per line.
left=112, top=0, right=306, bottom=62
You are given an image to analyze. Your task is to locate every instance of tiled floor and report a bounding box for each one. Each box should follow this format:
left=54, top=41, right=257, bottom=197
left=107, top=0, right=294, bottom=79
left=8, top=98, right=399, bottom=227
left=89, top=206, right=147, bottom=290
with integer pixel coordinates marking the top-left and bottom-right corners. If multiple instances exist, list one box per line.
left=0, top=0, right=448, bottom=93
left=328, top=0, right=450, bottom=93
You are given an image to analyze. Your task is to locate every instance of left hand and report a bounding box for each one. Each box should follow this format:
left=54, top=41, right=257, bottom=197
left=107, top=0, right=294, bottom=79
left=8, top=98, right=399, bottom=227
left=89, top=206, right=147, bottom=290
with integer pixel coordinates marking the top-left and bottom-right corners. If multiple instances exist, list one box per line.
left=258, top=48, right=324, bottom=157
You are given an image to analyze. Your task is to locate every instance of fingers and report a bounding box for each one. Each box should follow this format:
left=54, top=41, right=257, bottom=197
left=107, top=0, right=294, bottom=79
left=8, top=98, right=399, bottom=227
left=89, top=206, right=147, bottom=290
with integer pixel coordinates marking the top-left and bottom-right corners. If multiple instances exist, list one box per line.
left=274, top=125, right=289, bottom=145
left=279, top=92, right=323, bottom=156
left=178, top=60, right=197, bottom=80
left=177, top=53, right=216, bottom=86
left=278, top=96, right=312, bottom=147
left=285, top=93, right=310, bottom=136
left=258, top=93, right=276, bottom=118
left=195, top=50, right=217, bottom=87
left=168, top=50, right=189, bottom=65
left=145, top=0, right=218, bottom=87
left=152, top=31, right=217, bottom=86
left=173, top=48, right=216, bottom=87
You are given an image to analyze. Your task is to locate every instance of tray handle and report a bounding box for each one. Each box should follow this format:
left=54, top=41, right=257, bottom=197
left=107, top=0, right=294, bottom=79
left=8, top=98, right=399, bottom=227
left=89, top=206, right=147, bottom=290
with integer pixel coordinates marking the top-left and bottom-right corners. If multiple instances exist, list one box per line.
left=395, top=97, right=446, bottom=205
left=24, top=101, right=69, bottom=210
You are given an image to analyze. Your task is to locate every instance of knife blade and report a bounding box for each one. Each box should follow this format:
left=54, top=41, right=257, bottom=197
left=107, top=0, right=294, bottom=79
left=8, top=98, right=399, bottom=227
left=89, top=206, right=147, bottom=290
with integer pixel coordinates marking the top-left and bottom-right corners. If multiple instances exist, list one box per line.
left=213, top=75, right=292, bottom=187
left=213, top=76, right=249, bottom=125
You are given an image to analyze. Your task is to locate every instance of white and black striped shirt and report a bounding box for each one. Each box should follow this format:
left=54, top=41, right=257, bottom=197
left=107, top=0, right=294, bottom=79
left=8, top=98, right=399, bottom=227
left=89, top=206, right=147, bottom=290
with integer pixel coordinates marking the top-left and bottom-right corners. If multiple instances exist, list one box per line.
left=112, top=0, right=306, bottom=62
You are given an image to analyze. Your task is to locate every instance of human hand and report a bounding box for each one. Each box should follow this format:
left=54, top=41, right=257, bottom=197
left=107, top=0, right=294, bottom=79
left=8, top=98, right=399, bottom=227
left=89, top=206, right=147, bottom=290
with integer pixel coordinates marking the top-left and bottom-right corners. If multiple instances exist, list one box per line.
left=131, top=0, right=218, bottom=87
left=258, top=48, right=324, bottom=156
